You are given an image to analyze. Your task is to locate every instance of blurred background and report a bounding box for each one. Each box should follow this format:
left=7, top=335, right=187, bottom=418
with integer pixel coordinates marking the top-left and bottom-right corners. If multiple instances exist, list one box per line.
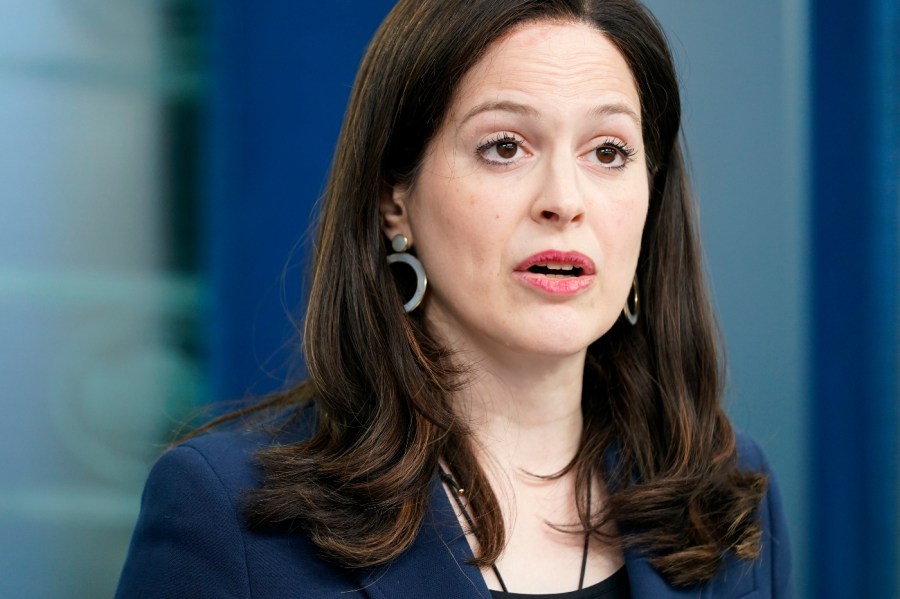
left=0, top=1, right=895, bottom=597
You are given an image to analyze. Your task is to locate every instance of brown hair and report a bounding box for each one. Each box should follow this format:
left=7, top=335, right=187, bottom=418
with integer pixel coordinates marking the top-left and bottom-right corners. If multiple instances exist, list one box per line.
left=206, top=0, right=766, bottom=587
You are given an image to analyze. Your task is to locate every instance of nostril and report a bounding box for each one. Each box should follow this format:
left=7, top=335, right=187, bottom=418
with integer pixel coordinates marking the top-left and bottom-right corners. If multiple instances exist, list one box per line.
left=541, top=210, right=558, bottom=220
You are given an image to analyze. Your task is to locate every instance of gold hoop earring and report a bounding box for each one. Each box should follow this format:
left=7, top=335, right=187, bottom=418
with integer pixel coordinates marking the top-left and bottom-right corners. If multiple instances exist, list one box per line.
left=622, top=276, right=639, bottom=326
left=386, top=234, right=427, bottom=313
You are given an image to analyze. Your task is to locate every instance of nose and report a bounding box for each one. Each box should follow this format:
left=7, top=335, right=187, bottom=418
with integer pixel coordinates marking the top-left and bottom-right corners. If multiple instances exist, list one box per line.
left=531, top=155, right=586, bottom=226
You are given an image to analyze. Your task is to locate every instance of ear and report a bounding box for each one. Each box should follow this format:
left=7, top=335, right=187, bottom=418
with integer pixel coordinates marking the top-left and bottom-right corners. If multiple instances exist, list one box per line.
left=379, top=183, right=413, bottom=245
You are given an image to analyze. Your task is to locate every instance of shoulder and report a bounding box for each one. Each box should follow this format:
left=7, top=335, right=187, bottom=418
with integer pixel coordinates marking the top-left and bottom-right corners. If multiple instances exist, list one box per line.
left=117, top=402, right=359, bottom=599
left=172, top=401, right=319, bottom=494
left=728, top=431, right=793, bottom=597
left=137, top=402, right=318, bottom=505
left=733, top=430, right=769, bottom=472
left=116, top=429, right=264, bottom=597
left=178, top=404, right=318, bottom=468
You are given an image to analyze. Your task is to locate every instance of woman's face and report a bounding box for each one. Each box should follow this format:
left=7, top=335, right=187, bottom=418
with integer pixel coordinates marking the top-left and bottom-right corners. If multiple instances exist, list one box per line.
left=383, top=21, right=649, bottom=364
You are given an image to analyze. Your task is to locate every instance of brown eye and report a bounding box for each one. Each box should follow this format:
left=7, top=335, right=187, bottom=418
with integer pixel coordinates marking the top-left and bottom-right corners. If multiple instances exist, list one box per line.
left=596, top=146, right=619, bottom=164
left=496, top=141, right=518, bottom=159
left=476, top=134, right=526, bottom=164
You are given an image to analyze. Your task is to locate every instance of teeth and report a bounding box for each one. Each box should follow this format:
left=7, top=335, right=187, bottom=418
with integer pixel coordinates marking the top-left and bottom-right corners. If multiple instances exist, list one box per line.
left=538, top=263, right=575, bottom=271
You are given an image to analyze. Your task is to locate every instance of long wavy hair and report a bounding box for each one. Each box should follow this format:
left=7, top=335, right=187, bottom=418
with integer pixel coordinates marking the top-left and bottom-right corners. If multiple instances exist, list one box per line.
left=204, top=0, right=767, bottom=587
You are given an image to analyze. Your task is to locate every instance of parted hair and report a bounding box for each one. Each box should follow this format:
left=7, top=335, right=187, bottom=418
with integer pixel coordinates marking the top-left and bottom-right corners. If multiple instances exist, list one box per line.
left=206, top=0, right=767, bottom=587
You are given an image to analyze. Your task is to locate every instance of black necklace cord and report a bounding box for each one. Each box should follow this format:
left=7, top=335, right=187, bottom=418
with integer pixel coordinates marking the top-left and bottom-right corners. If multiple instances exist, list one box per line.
left=577, top=481, right=592, bottom=590
left=438, top=468, right=509, bottom=592
left=438, top=466, right=592, bottom=593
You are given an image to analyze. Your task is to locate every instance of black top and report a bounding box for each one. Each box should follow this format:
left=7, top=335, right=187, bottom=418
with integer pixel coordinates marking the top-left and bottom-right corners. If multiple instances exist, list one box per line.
left=489, top=567, right=630, bottom=599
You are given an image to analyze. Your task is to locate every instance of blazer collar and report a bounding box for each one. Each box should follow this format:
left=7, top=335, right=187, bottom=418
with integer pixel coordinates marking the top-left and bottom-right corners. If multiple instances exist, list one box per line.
left=358, top=474, right=492, bottom=599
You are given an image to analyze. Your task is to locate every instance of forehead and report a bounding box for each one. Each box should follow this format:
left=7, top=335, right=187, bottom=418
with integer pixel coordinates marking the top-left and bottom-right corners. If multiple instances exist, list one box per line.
left=449, top=20, right=641, bottom=121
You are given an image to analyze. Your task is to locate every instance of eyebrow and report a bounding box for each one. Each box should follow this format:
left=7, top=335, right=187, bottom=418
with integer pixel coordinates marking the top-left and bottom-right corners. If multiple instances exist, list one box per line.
left=459, top=100, right=540, bottom=126
left=588, top=102, right=642, bottom=128
left=458, top=100, right=642, bottom=129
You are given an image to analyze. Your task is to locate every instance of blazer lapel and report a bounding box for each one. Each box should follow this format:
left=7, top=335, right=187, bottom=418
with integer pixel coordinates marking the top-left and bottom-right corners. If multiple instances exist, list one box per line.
left=625, top=546, right=703, bottom=599
left=357, top=475, right=491, bottom=599
left=608, top=444, right=703, bottom=599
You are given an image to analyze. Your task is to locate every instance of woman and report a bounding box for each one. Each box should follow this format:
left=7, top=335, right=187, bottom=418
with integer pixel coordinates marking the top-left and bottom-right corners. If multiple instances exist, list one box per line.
left=117, top=0, right=791, bottom=597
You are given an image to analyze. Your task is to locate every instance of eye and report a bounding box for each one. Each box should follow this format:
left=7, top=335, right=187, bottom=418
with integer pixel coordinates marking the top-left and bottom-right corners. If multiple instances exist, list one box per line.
left=596, top=146, right=620, bottom=165
left=495, top=141, right=519, bottom=160
left=476, top=133, right=527, bottom=165
left=591, top=139, right=636, bottom=170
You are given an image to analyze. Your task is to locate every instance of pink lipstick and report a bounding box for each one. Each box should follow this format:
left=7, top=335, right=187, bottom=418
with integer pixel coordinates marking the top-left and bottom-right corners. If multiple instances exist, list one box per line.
left=513, top=250, right=596, bottom=295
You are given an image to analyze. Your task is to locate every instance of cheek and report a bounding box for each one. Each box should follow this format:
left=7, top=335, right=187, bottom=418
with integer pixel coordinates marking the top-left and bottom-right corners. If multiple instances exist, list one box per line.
left=415, top=180, right=511, bottom=260
left=624, top=201, right=649, bottom=248
left=409, top=195, right=487, bottom=283
left=600, top=184, right=649, bottom=255
left=419, top=184, right=472, bottom=242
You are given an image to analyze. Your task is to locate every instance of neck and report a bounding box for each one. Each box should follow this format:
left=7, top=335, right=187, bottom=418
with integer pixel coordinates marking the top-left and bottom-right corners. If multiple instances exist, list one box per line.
left=441, top=345, right=625, bottom=593
left=454, top=349, right=587, bottom=476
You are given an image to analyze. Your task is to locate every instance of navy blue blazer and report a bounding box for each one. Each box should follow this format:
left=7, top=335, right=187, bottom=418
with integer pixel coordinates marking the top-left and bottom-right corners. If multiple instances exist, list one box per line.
left=117, top=407, right=791, bottom=598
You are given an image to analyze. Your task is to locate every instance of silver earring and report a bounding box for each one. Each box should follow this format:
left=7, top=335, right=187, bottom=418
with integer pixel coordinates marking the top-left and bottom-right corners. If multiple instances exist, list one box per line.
left=622, top=276, right=639, bottom=326
left=386, top=234, right=427, bottom=313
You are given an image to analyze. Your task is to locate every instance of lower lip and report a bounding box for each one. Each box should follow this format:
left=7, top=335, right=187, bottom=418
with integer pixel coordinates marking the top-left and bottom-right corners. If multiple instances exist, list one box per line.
left=513, top=271, right=596, bottom=295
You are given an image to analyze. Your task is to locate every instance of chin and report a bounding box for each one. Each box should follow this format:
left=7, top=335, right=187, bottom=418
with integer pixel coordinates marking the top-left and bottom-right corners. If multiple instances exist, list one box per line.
left=525, top=311, right=615, bottom=351
left=501, top=323, right=611, bottom=359
left=424, top=301, right=616, bottom=362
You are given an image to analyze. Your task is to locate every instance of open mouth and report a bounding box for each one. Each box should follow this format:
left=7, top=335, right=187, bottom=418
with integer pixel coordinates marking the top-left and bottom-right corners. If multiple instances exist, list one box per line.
left=514, top=251, right=596, bottom=295
left=526, top=263, right=585, bottom=278
left=516, top=250, right=596, bottom=276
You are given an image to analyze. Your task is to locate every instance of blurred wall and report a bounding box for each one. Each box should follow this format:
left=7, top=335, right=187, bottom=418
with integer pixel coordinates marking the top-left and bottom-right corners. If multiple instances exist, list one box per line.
left=0, top=1, right=204, bottom=597
left=206, top=1, right=399, bottom=403
left=808, top=1, right=899, bottom=596
left=642, top=0, right=811, bottom=593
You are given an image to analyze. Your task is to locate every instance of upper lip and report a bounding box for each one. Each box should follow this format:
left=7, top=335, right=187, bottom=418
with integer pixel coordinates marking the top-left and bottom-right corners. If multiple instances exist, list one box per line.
left=515, top=250, right=596, bottom=275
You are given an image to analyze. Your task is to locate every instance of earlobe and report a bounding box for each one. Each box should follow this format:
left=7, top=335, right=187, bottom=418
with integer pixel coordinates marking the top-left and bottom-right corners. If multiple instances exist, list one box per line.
left=379, top=184, right=411, bottom=243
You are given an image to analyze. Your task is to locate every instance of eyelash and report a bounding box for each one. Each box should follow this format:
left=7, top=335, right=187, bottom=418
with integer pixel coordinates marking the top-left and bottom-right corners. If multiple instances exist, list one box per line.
left=474, top=134, right=637, bottom=169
